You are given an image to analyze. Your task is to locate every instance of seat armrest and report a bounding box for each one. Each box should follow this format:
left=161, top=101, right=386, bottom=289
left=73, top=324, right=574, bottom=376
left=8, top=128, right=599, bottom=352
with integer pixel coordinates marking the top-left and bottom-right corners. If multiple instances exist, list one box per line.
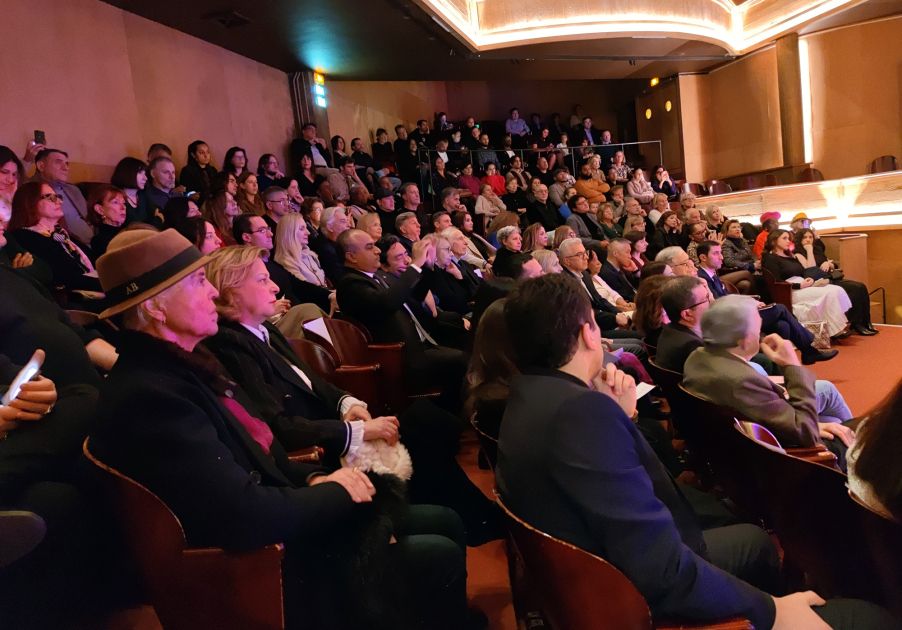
left=333, top=365, right=383, bottom=414
left=287, top=446, right=324, bottom=463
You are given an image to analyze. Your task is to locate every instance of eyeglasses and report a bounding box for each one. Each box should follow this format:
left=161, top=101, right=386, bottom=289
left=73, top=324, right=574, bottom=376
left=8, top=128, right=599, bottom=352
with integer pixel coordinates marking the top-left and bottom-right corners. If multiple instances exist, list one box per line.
left=672, top=258, right=695, bottom=267
left=686, top=293, right=714, bottom=309
left=267, top=198, right=290, bottom=205
left=40, top=193, right=64, bottom=203
left=564, top=251, right=588, bottom=259
left=249, top=226, right=272, bottom=235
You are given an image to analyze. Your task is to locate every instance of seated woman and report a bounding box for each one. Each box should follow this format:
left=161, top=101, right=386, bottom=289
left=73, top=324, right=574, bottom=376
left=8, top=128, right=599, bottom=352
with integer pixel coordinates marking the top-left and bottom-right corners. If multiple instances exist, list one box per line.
left=89, top=229, right=473, bottom=630
left=474, top=183, right=504, bottom=225
left=161, top=196, right=202, bottom=231
left=551, top=225, right=577, bottom=251
left=486, top=212, right=520, bottom=249
left=296, top=153, right=325, bottom=198
left=610, top=150, right=631, bottom=184
left=505, top=156, right=531, bottom=192
left=300, top=196, right=325, bottom=247
left=648, top=210, right=682, bottom=260
left=273, top=213, right=334, bottom=313
left=355, top=212, right=382, bottom=242
left=720, top=219, right=758, bottom=273
left=285, top=178, right=305, bottom=213
left=651, top=166, right=678, bottom=201
left=596, top=202, right=622, bottom=241
left=520, top=223, right=548, bottom=253
left=451, top=210, right=494, bottom=269
left=428, top=234, right=475, bottom=316
left=649, top=192, right=670, bottom=225
left=762, top=229, right=854, bottom=338
left=111, top=156, right=149, bottom=224
left=705, top=205, right=724, bottom=234
left=626, top=167, right=655, bottom=207
left=86, top=184, right=127, bottom=262
left=623, top=230, right=650, bottom=271
left=9, top=182, right=104, bottom=300
left=531, top=248, right=562, bottom=275
left=173, top=216, right=222, bottom=254
left=480, top=163, right=505, bottom=197
left=793, top=228, right=876, bottom=336
left=178, top=140, right=218, bottom=205
left=456, top=163, right=481, bottom=199
left=202, top=188, right=240, bottom=246
left=632, top=274, right=673, bottom=349
left=847, top=377, right=902, bottom=521
left=236, top=172, right=266, bottom=216
left=500, top=176, right=528, bottom=219
left=430, top=156, right=462, bottom=199
left=490, top=225, right=522, bottom=278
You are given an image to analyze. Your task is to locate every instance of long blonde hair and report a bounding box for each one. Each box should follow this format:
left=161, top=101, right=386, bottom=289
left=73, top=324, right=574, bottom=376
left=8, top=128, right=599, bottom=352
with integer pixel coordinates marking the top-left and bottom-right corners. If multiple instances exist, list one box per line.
left=274, top=213, right=326, bottom=286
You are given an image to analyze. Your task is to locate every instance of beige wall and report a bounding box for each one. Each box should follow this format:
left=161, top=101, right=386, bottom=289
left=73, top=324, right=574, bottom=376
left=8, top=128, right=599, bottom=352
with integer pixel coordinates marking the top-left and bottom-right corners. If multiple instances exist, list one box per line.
left=678, top=48, right=783, bottom=183
left=0, top=0, right=294, bottom=183
left=327, top=79, right=644, bottom=146
left=804, top=16, right=902, bottom=180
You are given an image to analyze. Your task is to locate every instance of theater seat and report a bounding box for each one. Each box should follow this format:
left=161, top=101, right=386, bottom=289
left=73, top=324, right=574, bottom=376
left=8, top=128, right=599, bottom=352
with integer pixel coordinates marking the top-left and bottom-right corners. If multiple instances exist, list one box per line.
left=797, top=167, right=824, bottom=182
left=286, top=336, right=382, bottom=412
left=868, top=155, right=898, bottom=174
left=496, top=495, right=752, bottom=630
left=761, top=269, right=793, bottom=311
left=705, top=180, right=732, bottom=195
left=83, top=439, right=285, bottom=630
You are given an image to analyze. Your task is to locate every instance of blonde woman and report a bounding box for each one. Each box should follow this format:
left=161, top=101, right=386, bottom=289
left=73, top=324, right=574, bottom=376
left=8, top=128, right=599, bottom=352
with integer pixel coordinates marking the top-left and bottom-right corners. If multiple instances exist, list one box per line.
left=531, top=248, right=562, bottom=275
left=273, top=213, right=336, bottom=316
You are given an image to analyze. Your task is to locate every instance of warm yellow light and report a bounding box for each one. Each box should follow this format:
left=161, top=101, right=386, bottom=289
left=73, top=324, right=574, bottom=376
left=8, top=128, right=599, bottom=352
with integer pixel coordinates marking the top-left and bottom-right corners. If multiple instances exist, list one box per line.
left=665, top=100, right=672, bottom=112
left=650, top=77, right=660, bottom=87
left=313, top=72, right=325, bottom=85
left=645, top=108, right=653, bottom=120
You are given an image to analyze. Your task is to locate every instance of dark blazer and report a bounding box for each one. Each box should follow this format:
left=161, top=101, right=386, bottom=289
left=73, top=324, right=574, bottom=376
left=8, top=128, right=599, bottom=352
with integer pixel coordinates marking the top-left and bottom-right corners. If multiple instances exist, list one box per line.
left=178, top=163, right=219, bottom=204
left=496, top=370, right=774, bottom=628
left=600, top=260, right=637, bottom=302
left=204, top=320, right=354, bottom=457
left=290, top=138, right=333, bottom=173
left=89, top=331, right=354, bottom=551
left=428, top=267, right=474, bottom=316
left=265, top=259, right=331, bottom=312
left=698, top=267, right=729, bottom=298
left=565, top=269, right=618, bottom=330
left=10, top=229, right=102, bottom=293
left=526, top=200, right=563, bottom=231
left=310, top=237, right=344, bottom=287
left=655, top=323, right=702, bottom=373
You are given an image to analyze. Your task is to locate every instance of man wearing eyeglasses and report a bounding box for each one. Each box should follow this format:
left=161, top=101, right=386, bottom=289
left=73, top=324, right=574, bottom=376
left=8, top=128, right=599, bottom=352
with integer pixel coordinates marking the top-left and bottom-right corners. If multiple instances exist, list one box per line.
left=30, top=149, right=92, bottom=247
left=262, top=186, right=292, bottom=238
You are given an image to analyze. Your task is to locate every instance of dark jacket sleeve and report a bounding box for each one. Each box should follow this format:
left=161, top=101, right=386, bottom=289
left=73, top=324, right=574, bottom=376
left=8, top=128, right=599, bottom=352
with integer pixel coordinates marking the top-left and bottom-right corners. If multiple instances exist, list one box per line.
left=338, top=268, right=421, bottom=319
left=549, top=392, right=776, bottom=628
left=204, top=334, right=350, bottom=455
left=91, top=377, right=355, bottom=551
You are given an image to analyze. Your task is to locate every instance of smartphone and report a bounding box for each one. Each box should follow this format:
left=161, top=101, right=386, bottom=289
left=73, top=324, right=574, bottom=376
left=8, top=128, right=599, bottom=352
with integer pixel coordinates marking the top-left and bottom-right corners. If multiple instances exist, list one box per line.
left=2, top=350, right=45, bottom=406
left=33, top=130, right=46, bottom=145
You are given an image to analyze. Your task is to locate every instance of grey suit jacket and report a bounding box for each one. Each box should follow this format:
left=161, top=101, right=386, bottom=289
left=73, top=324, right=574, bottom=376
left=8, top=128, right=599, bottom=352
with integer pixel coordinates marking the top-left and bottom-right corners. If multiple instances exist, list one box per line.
left=682, top=347, right=820, bottom=447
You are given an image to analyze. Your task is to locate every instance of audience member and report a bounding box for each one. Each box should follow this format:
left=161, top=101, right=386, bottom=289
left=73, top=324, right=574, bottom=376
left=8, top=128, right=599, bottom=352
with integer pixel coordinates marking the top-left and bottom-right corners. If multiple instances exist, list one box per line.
left=474, top=183, right=505, bottom=224
left=296, top=153, right=324, bottom=198
left=720, top=219, right=758, bottom=273
left=273, top=213, right=333, bottom=313
left=696, top=240, right=753, bottom=295
left=236, top=171, right=266, bottom=216
left=144, top=156, right=179, bottom=224
left=85, top=184, right=127, bottom=261
left=451, top=210, right=494, bottom=269
left=618, top=196, right=655, bottom=234
left=396, top=211, right=421, bottom=253
left=178, top=140, right=218, bottom=204
left=221, top=146, right=249, bottom=178
left=311, top=206, right=350, bottom=286
left=600, top=238, right=638, bottom=302
left=753, top=212, right=780, bottom=259
left=110, top=157, right=149, bottom=224
left=649, top=210, right=682, bottom=259
left=574, top=160, right=609, bottom=203
left=626, top=167, right=655, bottom=207
left=521, top=223, right=548, bottom=252
left=356, top=211, right=383, bottom=242
left=291, top=123, right=332, bottom=172
left=651, top=166, right=678, bottom=201
left=632, top=274, right=673, bottom=347
left=30, top=148, right=92, bottom=246
left=623, top=230, right=649, bottom=270
left=261, top=185, right=291, bottom=235
left=525, top=183, right=562, bottom=231
left=256, top=153, right=286, bottom=191
left=328, top=156, right=366, bottom=204
left=173, top=216, right=222, bottom=254
left=586, top=249, right=634, bottom=313
left=203, top=188, right=240, bottom=246
left=0, top=145, right=24, bottom=204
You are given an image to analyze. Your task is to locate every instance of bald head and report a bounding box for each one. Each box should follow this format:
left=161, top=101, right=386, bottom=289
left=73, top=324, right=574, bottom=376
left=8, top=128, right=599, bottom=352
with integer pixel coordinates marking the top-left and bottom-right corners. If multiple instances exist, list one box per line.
left=338, top=228, right=380, bottom=273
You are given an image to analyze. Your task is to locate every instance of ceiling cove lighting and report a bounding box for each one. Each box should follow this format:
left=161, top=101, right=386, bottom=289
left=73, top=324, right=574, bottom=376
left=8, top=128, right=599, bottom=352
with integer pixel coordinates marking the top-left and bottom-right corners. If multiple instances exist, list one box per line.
left=415, top=0, right=860, bottom=54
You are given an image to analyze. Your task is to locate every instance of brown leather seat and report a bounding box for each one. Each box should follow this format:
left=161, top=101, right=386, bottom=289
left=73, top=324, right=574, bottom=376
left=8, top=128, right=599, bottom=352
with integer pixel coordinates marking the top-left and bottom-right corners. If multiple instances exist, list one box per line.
left=760, top=268, right=794, bottom=311
left=496, top=495, right=752, bottom=630
left=83, top=438, right=285, bottom=630
left=705, top=180, right=732, bottom=195
left=286, top=335, right=382, bottom=413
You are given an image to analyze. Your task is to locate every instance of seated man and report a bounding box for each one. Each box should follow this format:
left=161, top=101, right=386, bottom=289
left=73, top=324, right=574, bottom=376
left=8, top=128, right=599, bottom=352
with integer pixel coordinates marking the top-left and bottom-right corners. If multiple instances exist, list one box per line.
left=395, top=211, right=421, bottom=254
left=657, top=246, right=836, bottom=365
left=617, top=196, right=655, bottom=234
left=90, top=228, right=474, bottom=630
left=558, top=238, right=646, bottom=359
left=30, top=148, right=92, bottom=246
left=336, top=229, right=468, bottom=412
left=311, top=205, right=350, bottom=286
left=496, top=274, right=892, bottom=630
left=600, top=238, right=638, bottom=302
left=683, top=296, right=855, bottom=467
left=327, top=156, right=366, bottom=204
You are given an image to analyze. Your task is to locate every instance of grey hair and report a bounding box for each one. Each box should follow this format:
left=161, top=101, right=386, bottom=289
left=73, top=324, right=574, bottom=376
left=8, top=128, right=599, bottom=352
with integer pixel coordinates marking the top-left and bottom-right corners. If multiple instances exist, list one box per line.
left=558, top=237, right=583, bottom=258
left=497, top=225, right=520, bottom=243
left=607, top=237, right=631, bottom=258
left=700, top=295, right=759, bottom=348
left=655, top=246, right=685, bottom=265
left=440, top=227, right=463, bottom=241
left=395, top=211, right=417, bottom=231
left=321, top=206, right=346, bottom=230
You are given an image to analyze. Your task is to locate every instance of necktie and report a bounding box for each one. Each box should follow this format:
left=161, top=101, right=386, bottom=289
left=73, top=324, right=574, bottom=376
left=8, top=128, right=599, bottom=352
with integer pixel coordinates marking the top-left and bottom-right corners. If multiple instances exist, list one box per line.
left=375, top=273, right=438, bottom=346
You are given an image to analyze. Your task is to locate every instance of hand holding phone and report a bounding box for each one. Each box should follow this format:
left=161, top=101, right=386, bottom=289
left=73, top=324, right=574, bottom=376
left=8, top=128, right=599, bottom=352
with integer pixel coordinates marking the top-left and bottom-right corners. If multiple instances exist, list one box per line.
left=2, top=350, right=45, bottom=406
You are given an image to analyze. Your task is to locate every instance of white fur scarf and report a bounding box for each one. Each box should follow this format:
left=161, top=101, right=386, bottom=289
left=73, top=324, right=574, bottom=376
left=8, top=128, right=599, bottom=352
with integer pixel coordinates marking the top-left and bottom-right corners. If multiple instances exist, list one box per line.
left=342, top=440, right=414, bottom=481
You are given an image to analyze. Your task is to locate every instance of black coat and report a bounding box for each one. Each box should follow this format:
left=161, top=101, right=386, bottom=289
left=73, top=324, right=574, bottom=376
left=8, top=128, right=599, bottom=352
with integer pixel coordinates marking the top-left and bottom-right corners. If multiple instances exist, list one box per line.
left=89, top=331, right=354, bottom=551
left=526, top=200, right=563, bottom=231
left=310, top=237, right=344, bottom=287
left=265, top=259, right=331, bottom=312
left=600, top=260, right=637, bottom=302
left=496, top=369, right=774, bottom=629
left=564, top=269, right=618, bottom=330
left=203, top=320, right=353, bottom=458
left=655, top=323, right=703, bottom=373
left=428, top=267, right=474, bottom=316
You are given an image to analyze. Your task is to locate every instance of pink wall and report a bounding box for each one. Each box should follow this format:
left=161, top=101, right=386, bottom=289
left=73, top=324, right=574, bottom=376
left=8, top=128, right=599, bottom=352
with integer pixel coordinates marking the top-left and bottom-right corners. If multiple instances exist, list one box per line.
left=0, top=0, right=295, bottom=182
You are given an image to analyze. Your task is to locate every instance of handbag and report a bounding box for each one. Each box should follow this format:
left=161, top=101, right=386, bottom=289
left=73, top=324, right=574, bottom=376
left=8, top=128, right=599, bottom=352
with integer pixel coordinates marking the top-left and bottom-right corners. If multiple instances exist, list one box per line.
left=802, top=320, right=831, bottom=350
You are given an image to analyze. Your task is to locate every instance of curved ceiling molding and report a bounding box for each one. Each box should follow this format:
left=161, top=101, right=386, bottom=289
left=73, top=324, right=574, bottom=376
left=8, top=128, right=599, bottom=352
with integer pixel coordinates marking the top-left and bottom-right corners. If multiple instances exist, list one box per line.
left=415, top=0, right=866, bottom=54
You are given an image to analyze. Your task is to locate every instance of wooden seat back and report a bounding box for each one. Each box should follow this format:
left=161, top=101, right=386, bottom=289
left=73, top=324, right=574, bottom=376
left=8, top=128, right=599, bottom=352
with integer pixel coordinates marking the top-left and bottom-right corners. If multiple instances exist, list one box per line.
left=497, top=495, right=752, bottom=630
left=287, top=336, right=382, bottom=412
left=725, top=425, right=878, bottom=601
left=798, top=167, right=824, bottom=182
left=761, top=268, right=793, bottom=311
left=83, top=438, right=285, bottom=630
left=868, top=155, right=898, bottom=174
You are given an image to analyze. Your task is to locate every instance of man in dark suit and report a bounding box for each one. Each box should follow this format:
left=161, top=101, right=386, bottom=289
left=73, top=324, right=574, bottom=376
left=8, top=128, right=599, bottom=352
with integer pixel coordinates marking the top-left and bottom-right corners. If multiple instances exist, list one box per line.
left=496, top=274, right=888, bottom=630
left=600, top=238, right=638, bottom=302
left=311, top=206, right=351, bottom=286
left=337, top=229, right=468, bottom=411
left=695, top=241, right=837, bottom=365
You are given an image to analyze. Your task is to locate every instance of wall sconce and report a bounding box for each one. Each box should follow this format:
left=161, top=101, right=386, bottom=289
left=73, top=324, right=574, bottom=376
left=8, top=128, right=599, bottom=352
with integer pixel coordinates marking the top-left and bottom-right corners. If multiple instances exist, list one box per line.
left=665, top=100, right=672, bottom=112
